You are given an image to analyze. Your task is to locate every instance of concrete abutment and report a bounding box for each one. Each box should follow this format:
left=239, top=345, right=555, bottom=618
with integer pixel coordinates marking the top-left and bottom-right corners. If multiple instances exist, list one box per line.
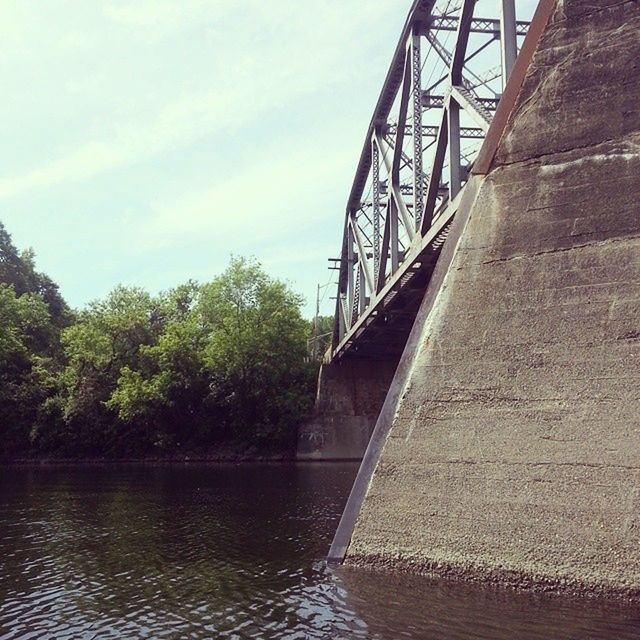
left=296, top=357, right=398, bottom=460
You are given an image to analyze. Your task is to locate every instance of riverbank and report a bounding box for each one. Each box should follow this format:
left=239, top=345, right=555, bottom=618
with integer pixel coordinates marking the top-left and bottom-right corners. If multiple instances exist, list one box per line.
left=344, top=554, right=640, bottom=604
left=0, top=442, right=299, bottom=466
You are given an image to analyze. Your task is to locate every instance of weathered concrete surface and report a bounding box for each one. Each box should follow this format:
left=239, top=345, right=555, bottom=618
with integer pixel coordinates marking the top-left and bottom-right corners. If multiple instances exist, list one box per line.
left=297, top=358, right=398, bottom=460
left=345, top=0, right=640, bottom=597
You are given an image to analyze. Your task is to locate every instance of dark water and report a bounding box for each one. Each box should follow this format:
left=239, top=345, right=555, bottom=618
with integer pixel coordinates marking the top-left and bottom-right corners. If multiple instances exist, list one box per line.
left=0, top=464, right=639, bottom=639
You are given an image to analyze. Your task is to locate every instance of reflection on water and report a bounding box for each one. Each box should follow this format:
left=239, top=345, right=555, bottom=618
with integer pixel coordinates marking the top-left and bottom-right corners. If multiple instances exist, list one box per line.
left=0, top=464, right=638, bottom=639
left=339, top=568, right=640, bottom=640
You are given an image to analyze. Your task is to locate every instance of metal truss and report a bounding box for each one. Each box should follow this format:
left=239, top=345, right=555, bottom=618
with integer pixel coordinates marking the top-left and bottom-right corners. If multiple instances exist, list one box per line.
left=332, top=0, right=528, bottom=360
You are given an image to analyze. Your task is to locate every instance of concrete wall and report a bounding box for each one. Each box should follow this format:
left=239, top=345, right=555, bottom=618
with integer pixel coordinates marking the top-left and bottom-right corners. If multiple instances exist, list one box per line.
left=345, top=0, right=640, bottom=596
left=297, top=358, right=397, bottom=460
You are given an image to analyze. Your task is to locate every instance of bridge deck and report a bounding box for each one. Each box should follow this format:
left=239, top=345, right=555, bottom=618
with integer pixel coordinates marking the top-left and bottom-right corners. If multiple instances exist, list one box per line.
left=333, top=197, right=457, bottom=360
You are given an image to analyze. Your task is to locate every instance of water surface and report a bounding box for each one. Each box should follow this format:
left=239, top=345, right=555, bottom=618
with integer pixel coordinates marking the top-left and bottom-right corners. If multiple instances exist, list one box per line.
left=0, top=464, right=638, bottom=639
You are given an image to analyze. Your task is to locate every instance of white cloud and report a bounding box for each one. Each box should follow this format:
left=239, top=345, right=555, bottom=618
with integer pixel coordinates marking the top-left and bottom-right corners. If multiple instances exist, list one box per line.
left=101, top=0, right=230, bottom=40
left=0, top=1, right=393, bottom=200
left=0, top=92, right=215, bottom=199
left=138, top=126, right=356, bottom=250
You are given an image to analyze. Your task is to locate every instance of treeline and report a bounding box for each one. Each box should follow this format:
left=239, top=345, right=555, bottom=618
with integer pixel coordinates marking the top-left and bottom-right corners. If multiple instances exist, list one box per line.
left=0, top=222, right=318, bottom=458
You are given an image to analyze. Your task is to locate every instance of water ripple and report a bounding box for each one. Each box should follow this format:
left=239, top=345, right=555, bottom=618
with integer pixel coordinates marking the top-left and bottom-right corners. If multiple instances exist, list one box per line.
left=0, top=464, right=639, bottom=639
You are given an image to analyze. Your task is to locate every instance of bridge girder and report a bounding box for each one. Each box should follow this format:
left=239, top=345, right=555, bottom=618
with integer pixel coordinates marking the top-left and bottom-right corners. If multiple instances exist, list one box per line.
left=331, top=0, right=528, bottom=360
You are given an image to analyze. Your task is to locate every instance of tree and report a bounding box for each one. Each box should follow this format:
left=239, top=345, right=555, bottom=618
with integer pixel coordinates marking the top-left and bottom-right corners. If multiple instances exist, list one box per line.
left=0, top=222, right=71, bottom=329
left=0, top=285, right=61, bottom=454
left=59, top=286, right=162, bottom=454
left=308, top=315, right=334, bottom=362
left=108, top=283, right=208, bottom=449
left=198, top=257, right=316, bottom=445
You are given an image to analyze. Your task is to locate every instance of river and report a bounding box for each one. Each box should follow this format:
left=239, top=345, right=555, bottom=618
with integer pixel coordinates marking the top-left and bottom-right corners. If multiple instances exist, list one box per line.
left=0, top=463, right=638, bottom=639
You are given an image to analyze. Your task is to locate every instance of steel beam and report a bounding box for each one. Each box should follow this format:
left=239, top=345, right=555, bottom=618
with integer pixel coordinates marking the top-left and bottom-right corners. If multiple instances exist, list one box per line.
left=500, top=0, right=518, bottom=87
left=448, top=100, right=462, bottom=200
left=390, top=123, right=485, bottom=139
left=421, top=107, right=448, bottom=234
left=358, top=263, right=366, bottom=315
left=450, top=0, right=476, bottom=86
left=374, top=132, right=416, bottom=241
left=450, top=85, right=492, bottom=131
left=390, top=199, right=399, bottom=274
left=410, top=27, right=424, bottom=231
left=377, top=200, right=391, bottom=292
left=347, top=222, right=355, bottom=328
left=371, top=131, right=382, bottom=281
left=430, top=15, right=529, bottom=36
left=422, top=93, right=499, bottom=111
left=350, top=218, right=375, bottom=295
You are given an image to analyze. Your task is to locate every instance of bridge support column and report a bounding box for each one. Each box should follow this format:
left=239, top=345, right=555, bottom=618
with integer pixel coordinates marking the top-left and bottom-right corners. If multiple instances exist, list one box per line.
left=296, top=357, right=398, bottom=460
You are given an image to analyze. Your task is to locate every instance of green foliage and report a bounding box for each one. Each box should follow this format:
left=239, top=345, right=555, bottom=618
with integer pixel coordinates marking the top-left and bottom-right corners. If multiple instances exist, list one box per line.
left=0, top=223, right=316, bottom=458
left=308, top=315, right=334, bottom=361
left=0, top=285, right=62, bottom=453
left=0, top=222, right=71, bottom=329
left=57, top=286, right=162, bottom=454
left=197, top=257, right=315, bottom=444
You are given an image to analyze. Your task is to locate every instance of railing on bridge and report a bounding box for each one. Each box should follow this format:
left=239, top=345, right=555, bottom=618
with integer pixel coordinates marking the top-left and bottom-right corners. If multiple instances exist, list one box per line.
left=331, top=0, right=530, bottom=360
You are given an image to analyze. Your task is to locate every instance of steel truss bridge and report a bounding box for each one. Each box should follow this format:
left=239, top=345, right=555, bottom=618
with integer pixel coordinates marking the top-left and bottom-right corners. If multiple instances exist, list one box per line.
left=331, top=0, right=530, bottom=360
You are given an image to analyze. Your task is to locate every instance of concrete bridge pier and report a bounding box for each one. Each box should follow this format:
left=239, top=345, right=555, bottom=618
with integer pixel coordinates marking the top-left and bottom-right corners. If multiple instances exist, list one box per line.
left=330, top=0, right=640, bottom=598
left=296, top=357, right=398, bottom=460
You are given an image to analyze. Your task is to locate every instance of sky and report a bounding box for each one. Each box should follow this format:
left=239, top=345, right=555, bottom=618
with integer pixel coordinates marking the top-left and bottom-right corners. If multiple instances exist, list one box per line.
left=0, top=0, right=537, bottom=317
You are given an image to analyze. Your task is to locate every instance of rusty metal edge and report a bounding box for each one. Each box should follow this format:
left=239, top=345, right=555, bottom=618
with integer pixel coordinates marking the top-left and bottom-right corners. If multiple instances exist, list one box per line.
left=327, top=0, right=557, bottom=563
left=473, top=0, right=556, bottom=175
left=327, top=173, right=481, bottom=563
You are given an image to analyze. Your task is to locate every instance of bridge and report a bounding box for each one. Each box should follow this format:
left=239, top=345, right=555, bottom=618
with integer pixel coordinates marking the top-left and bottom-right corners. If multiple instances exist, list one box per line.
left=330, top=0, right=528, bottom=361
left=298, top=0, right=536, bottom=460
left=300, top=0, right=640, bottom=599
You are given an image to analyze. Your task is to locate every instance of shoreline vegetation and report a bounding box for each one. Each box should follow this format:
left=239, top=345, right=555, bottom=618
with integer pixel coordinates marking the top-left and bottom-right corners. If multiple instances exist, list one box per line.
left=0, top=221, right=332, bottom=463
left=0, top=441, right=295, bottom=465
left=1, top=451, right=360, bottom=466
left=1, top=453, right=294, bottom=466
